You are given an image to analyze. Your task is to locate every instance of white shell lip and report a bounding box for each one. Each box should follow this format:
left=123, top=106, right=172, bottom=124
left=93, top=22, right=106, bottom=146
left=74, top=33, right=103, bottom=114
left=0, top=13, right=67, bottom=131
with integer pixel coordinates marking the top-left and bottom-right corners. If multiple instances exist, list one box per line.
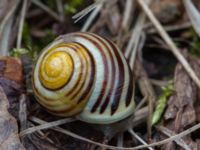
left=77, top=99, right=135, bottom=124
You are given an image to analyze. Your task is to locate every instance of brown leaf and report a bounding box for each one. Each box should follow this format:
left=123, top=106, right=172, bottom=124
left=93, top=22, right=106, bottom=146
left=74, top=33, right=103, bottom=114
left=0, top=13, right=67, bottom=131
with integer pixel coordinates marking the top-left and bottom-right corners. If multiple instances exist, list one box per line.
left=164, top=56, right=198, bottom=131
left=0, top=86, right=25, bottom=150
left=0, top=56, right=23, bottom=83
left=0, top=57, right=24, bottom=119
left=161, top=54, right=200, bottom=149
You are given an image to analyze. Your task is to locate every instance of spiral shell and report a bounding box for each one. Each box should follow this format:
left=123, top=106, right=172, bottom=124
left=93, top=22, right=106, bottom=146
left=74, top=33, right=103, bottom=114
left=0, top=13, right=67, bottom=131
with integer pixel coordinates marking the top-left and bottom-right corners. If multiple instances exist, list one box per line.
left=32, top=32, right=135, bottom=124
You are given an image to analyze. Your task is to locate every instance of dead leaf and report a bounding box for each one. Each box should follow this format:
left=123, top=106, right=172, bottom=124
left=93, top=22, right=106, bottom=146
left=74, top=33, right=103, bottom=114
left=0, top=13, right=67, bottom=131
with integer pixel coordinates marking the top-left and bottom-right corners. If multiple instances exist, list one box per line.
left=0, top=57, right=24, bottom=119
left=0, top=86, right=25, bottom=150
left=0, top=56, right=23, bottom=83
left=160, top=54, right=200, bottom=149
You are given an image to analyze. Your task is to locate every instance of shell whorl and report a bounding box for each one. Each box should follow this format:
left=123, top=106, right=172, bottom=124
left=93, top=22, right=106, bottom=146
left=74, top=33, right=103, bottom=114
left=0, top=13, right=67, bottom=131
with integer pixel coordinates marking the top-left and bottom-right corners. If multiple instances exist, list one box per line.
left=32, top=32, right=135, bottom=124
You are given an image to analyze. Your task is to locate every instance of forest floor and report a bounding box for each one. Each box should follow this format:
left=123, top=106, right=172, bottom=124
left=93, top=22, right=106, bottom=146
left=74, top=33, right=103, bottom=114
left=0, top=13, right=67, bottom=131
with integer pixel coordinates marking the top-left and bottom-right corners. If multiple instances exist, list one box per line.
left=0, top=0, right=200, bottom=150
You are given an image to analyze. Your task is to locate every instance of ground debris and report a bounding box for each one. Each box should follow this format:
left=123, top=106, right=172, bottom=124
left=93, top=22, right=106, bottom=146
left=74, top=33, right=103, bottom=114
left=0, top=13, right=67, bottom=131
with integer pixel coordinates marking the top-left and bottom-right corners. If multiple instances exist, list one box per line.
left=1, top=0, right=200, bottom=149
left=23, top=134, right=61, bottom=150
left=160, top=54, right=200, bottom=150
left=0, top=86, right=25, bottom=150
left=150, top=0, right=183, bottom=24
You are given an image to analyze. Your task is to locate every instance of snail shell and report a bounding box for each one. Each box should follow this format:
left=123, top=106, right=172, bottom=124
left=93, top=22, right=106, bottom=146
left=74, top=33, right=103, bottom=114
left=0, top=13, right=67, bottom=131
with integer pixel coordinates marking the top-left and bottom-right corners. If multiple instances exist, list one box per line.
left=32, top=32, right=135, bottom=124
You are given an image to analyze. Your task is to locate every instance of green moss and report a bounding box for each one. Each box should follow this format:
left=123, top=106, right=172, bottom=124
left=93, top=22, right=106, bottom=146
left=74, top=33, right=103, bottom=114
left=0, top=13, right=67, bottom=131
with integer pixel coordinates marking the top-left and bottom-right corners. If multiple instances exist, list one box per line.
left=64, top=0, right=83, bottom=14
left=10, top=48, right=29, bottom=57
left=11, top=22, right=56, bottom=59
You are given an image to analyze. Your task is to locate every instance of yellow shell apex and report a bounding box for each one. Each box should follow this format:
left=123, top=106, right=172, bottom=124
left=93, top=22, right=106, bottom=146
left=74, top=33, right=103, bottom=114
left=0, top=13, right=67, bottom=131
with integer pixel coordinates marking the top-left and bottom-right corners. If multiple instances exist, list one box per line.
left=39, top=51, right=73, bottom=90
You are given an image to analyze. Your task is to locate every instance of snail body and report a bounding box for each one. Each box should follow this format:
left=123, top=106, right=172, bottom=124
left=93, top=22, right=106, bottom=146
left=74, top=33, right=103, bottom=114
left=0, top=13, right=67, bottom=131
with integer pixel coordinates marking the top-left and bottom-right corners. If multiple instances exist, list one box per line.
left=32, top=32, right=135, bottom=124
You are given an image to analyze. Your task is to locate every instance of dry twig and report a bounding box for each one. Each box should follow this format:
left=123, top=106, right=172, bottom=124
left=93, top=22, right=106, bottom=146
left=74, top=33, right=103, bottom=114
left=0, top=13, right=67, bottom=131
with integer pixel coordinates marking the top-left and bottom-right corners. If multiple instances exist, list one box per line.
left=24, top=116, right=200, bottom=150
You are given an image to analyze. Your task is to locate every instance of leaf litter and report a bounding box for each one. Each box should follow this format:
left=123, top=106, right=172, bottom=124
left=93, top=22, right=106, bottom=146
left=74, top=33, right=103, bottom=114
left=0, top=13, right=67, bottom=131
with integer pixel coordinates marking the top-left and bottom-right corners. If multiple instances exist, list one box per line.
left=0, top=0, right=200, bottom=149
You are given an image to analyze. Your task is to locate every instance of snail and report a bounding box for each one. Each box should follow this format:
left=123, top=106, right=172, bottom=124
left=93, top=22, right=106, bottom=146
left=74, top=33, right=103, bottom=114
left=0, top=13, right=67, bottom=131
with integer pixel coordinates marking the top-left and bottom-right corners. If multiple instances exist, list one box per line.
left=31, top=32, right=135, bottom=126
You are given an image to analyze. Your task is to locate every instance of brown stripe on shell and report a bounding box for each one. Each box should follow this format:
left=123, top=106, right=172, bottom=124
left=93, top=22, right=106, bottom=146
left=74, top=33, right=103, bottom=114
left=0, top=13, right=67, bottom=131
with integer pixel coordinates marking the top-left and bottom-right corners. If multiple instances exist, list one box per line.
left=32, top=80, right=66, bottom=107
left=61, top=44, right=87, bottom=98
left=104, top=39, right=126, bottom=115
left=32, top=70, right=55, bottom=103
left=47, top=91, right=92, bottom=116
left=66, top=42, right=96, bottom=104
left=32, top=76, right=64, bottom=108
left=73, top=33, right=109, bottom=112
left=107, top=40, right=133, bottom=107
left=125, top=65, right=133, bottom=106
left=85, top=33, right=116, bottom=114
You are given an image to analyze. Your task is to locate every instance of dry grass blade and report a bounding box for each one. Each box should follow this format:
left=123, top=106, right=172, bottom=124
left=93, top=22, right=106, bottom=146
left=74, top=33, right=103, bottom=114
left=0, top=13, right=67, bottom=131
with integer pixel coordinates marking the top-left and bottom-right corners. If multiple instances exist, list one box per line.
left=125, top=12, right=146, bottom=70
left=129, top=129, right=154, bottom=150
left=20, top=118, right=76, bottom=137
left=183, top=0, right=200, bottom=37
left=117, top=133, right=124, bottom=147
left=20, top=109, right=200, bottom=150
left=56, top=0, right=64, bottom=21
left=146, top=22, right=192, bottom=34
left=136, top=0, right=200, bottom=89
left=29, top=117, right=109, bottom=149
left=37, top=120, right=200, bottom=150
left=81, top=3, right=103, bottom=32
left=72, top=0, right=104, bottom=23
left=17, top=0, right=28, bottom=48
left=124, top=0, right=150, bottom=69
left=122, top=0, right=134, bottom=31
left=31, top=0, right=61, bottom=22
left=156, top=126, right=191, bottom=150
left=125, top=123, right=200, bottom=150
left=28, top=121, right=55, bottom=144
left=0, top=0, right=20, bottom=55
left=0, top=17, right=13, bottom=56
